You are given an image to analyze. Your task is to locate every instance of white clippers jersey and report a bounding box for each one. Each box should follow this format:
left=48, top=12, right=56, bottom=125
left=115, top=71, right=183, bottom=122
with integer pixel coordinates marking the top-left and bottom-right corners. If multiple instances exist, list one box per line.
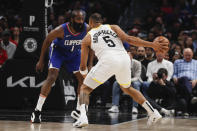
left=88, top=24, right=127, bottom=60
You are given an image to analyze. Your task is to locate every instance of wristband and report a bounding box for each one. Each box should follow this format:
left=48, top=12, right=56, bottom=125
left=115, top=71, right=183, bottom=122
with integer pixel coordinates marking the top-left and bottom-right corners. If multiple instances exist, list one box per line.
left=80, top=68, right=88, bottom=75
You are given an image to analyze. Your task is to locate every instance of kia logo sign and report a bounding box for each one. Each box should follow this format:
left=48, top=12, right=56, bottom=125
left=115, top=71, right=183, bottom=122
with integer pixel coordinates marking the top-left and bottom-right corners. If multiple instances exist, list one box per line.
left=7, top=76, right=55, bottom=88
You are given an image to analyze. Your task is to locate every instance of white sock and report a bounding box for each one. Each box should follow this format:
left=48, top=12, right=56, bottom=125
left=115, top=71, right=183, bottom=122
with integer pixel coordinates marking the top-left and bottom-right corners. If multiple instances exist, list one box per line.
left=142, top=101, right=155, bottom=115
left=76, top=96, right=80, bottom=111
left=35, top=94, right=46, bottom=111
left=80, top=104, right=88, bottom=115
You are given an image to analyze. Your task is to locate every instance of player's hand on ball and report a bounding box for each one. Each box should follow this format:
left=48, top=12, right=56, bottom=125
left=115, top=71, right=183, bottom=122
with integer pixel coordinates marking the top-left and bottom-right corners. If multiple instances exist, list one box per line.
left=152, top=36, right=169, bottom=54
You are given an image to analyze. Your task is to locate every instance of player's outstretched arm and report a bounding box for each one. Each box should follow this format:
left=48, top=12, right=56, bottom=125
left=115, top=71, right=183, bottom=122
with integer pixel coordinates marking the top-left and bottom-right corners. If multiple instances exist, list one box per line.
left=87, top=49, right=94, bottom=71
left=80, top=34, right=91, bottom=76
left=110, top=25, right=168, bottom=53
left=86, top=24, right=94, bottom=71
left=36, top=26, right=64, bottom=72
left=39, top=26, right=64, bottom=62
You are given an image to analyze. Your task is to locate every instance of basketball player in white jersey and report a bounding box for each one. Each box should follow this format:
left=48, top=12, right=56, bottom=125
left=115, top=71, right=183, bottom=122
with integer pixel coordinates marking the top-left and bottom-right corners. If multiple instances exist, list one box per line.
left=73, top=13, right=169, bottom=128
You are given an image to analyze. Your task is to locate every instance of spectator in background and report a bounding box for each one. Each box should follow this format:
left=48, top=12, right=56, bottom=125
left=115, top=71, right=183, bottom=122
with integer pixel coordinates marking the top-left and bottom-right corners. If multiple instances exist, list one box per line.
left=191, top=31, right=197, bottom=52
left=108, top=51, right=142, bottom=114
left=64, top=10, right=71, bottom=22
left=136, top=47, right=153, bottom=69
left=0, top=43, right=8, bottom=68
left=49, top=13, right=55, bottom=26
left=172, top=51, right=182, bottom=63
left=0, top=30, right=16, bottom=59
left=136, top=47, right=146, bottom=63
left=48, top=20, right=58, bottom=33
left=10, top=26, right=20, bottom=46
left=151, top=24, right=163, bottom=36
left=173, top=48, right=197, bottom=113
left=0, top=16, right=9, bottom=30
left=179, top=31, right=189, bottom=42
left=177, top=36, right=185, bottom=50
left=155, top=16, right=166, bottom=34
left=147, top=68, right=176, bottom=109
left=184, top=37, right=195, bottom=52
left=170, top=20, right=182, bottom=41
left=147, top=52, right=173, bottom=82
left=174, top=44, right=183, bottom=56
left=57, top=15, right=65, bottom=25
left=48, top=15, right=65, bottom=33
left=0, top=25, right=4, bottom=39
left=145, top=47, right=155, bottom=61
left=129, top=45, right=138, bottom=59
left=164, top=51, right=170, bottom=60
left=147, top=32, right=155, bottom=42
left=15, top=17, right=23, bottom=32
left=160, top=0, right=173, bottom=15
left=142, top=52, right=173, bottom=97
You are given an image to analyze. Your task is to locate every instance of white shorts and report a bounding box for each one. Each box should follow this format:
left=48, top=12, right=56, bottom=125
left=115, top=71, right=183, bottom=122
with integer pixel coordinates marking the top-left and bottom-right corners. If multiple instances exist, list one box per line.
left=84, top=54, right=131, bottom=89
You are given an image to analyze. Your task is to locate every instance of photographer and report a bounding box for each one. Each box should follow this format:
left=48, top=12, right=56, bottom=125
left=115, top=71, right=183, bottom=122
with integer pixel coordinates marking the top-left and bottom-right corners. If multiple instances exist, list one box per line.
left=147, top=68, right=176, bottom=109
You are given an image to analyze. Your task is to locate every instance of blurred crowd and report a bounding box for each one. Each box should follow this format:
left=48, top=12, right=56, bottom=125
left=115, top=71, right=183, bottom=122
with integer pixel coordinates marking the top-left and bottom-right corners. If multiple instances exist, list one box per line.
left=1, top=0, right=197, bottom=115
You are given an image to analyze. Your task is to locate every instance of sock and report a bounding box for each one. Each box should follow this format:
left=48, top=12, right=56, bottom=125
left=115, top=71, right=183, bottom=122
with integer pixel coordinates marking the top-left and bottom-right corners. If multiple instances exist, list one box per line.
left=142, top=101, right=155, bottom=115
left=35, top=94, right=46, bottom=111
left=76, top=96, right=80, bottom=111
left=80, top=104, right=88, bottom=115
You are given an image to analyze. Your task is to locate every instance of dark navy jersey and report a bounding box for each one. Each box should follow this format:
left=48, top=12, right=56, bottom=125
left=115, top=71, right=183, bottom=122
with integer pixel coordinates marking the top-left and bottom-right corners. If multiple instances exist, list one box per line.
left=52, top=22, right=87, bottom=56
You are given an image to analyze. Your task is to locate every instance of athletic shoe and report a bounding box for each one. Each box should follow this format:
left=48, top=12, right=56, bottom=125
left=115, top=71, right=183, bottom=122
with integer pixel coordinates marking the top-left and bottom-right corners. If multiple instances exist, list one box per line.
left=147, top=109, right=162, bottom=126
left=108, top=105, right=119, bottom=113
left=132, top=107, right=138, bottom=114
left=31, top=110, right=41, bottom=123
left=161, top=108, right=175, bottom=117
left=73, top=114, right=88, bottom=128
left=166, top=109, right=175, bottom=117
left=71, top=110, right=80, bottom=120
left=191, top=97, right=197, bottom=104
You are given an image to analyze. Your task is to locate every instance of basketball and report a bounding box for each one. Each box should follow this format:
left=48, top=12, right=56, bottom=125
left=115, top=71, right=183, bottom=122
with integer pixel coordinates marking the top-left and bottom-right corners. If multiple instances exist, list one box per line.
left=154, top=36, right=170, bottom=45
left=153, top=36, right=170, bottom=53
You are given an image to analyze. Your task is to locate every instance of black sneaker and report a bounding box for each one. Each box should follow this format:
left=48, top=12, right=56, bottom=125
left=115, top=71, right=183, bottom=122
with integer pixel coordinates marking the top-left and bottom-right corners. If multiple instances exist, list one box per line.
left=31, top=110, right=41, bottom=123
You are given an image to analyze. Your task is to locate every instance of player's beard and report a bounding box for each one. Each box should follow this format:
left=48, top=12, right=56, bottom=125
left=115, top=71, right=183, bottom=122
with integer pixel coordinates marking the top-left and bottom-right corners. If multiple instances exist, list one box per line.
left=71, top=21, right=84, bottom=33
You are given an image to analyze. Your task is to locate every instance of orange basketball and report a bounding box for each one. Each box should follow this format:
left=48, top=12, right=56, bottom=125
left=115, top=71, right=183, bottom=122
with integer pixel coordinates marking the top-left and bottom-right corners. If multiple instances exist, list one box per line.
left=154, top=36, right=170, bottom=44
left=153, top=36, right=170, bottom=53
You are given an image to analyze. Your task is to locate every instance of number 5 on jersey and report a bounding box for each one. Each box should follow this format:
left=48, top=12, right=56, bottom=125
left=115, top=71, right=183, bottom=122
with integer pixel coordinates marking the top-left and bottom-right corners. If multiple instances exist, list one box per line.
left=102, top=36, right=116, bottom=47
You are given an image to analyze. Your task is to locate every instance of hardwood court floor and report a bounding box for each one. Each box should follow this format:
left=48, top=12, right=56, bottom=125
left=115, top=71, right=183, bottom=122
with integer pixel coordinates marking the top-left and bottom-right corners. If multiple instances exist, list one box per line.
left=0, top=118, right=197, bottom=131
left=0, top=109, right=197, bottom=131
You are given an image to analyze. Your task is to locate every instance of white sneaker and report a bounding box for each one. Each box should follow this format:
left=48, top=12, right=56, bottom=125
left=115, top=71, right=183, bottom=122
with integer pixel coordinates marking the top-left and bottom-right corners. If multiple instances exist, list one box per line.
left=191, top=97, right=197, bottom=104
left=147, top=109, right=162, bottom=126
left=161, top=108, right=175, bottom=117
left=108, top=105, right=119, bottom=113
left=73, top=114, right=88, bottom=128
left=132, top=107, right=138, bottom=114
left=166, top=109, right=174, bottom=117
left=71, top=110, right=80, bottom=120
